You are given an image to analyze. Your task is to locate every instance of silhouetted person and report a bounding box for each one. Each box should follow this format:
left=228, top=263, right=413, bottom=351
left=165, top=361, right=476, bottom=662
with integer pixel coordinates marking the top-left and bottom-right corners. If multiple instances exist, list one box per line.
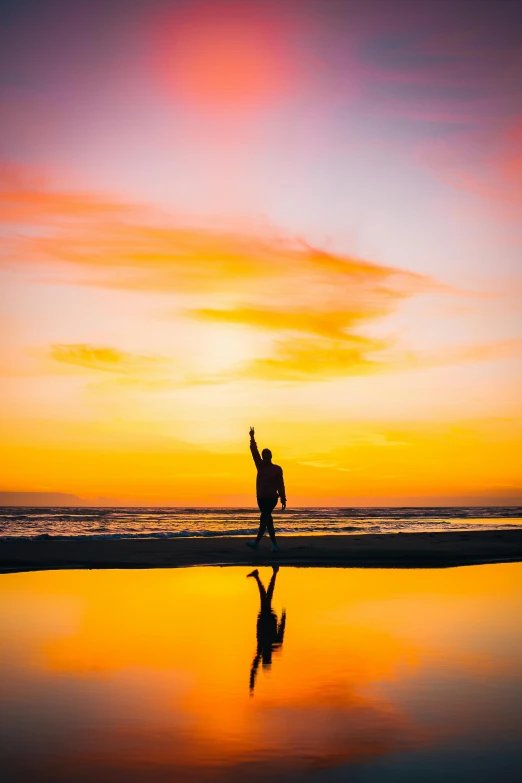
left=247, top=566, right=286, bottom=695
left=247, top=426, right=286, bottom=552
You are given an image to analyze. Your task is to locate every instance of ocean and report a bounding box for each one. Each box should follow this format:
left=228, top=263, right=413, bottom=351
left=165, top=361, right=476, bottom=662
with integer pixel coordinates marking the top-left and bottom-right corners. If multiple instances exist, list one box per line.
left=1, top=505, right=521, bottom=540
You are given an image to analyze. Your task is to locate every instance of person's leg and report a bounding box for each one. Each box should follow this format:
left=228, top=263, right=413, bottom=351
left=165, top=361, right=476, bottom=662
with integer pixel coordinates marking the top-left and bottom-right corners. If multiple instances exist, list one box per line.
left=250, top=498, right=278, bottom=549
left=266, top=515, right=276, bottom=546
left=266, top=566, right=278, bottom=603
left=250, top=570, right=268, bottom=605
left=256, top=497, right=276, bottom=543
left=265, top=499, right=278, bottom=546
left=249, top=651, right=261, bottom=695
left=247, top=501, right=267, bottom=549
left=255, top=512, right=267, bottom=544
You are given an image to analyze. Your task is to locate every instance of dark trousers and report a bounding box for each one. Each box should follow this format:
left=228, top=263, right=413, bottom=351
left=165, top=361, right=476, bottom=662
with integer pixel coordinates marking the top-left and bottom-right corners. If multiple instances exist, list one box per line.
left=256, top=497, right=278, bottom=543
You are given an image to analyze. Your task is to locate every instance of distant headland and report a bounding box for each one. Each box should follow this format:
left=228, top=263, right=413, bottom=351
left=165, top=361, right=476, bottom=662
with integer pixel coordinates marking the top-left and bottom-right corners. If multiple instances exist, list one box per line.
left=0, top=492, right=115, bottom=507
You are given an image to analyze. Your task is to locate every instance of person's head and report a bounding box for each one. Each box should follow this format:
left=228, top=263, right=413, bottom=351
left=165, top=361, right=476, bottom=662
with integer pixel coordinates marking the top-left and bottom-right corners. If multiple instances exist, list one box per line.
left=261, top=448, right=272, bottom=462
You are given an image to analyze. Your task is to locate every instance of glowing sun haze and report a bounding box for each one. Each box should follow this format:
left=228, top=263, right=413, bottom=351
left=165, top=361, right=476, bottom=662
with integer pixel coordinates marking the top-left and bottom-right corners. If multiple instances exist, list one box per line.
left=0, top=0, right=521, bottom=506
left=156, top=1, right=298, bottom=111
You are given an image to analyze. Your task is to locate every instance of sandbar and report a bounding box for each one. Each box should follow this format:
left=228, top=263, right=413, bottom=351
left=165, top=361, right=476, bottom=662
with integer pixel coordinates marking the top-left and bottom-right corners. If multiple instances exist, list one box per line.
left=1, top=529, right=522, bottom=573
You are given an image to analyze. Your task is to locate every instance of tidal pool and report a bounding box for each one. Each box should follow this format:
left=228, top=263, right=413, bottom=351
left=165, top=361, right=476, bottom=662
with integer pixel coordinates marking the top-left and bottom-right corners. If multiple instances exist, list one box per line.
left=1, top=563, right=521, bottom=781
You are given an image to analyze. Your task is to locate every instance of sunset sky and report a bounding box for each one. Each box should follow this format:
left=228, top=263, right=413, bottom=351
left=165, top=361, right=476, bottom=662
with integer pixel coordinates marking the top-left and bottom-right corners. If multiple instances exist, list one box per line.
left=1, top=0, right=521, bottom=505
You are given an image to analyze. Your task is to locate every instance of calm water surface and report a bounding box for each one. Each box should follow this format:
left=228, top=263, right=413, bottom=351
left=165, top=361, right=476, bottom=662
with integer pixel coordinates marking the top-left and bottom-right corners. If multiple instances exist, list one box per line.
left=1, top=564, right=521, bottom=781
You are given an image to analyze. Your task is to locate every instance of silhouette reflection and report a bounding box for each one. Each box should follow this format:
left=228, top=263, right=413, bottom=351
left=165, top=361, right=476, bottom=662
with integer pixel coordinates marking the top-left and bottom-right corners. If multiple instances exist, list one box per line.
left=247, top=566, right=286, bottom=695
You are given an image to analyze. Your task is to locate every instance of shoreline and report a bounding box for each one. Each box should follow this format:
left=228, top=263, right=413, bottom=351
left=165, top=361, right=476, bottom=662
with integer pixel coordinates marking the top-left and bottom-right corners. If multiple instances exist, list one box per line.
left=1, top=529, right=522, bottom=573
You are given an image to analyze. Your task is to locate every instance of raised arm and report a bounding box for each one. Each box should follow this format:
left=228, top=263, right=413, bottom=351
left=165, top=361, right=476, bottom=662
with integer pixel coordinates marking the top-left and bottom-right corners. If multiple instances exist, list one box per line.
left=249, top=427, right=262, bottom=469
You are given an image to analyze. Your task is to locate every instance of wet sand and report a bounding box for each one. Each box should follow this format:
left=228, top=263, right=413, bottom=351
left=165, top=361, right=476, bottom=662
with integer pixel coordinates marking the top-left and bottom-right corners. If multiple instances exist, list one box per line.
left=1, top=529, right=522, bottom=572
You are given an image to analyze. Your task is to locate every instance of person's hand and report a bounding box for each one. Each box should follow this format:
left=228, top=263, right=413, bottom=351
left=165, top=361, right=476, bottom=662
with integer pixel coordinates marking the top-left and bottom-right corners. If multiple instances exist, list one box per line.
left=281, top=500, right=287, bottom=510
left=249, top=426, right=255, bottom=439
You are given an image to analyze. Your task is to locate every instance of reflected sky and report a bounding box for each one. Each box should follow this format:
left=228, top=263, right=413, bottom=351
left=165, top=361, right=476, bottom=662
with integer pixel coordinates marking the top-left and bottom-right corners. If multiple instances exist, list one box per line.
left=1, top=564, right=522, bottom=781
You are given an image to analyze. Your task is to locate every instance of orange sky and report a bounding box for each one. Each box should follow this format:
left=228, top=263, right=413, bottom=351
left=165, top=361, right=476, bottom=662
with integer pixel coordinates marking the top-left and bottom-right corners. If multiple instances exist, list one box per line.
left=0, top=0, right=521, bottom=505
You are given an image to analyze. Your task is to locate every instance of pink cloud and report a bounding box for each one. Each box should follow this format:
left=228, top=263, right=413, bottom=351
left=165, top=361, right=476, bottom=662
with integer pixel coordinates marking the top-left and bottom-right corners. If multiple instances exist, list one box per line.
left=418, top=118, right=522, bottom=219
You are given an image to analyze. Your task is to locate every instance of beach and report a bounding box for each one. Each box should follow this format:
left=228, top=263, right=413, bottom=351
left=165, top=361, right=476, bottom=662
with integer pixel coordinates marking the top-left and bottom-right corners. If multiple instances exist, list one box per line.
left=2, top=529, right=522, bottom=573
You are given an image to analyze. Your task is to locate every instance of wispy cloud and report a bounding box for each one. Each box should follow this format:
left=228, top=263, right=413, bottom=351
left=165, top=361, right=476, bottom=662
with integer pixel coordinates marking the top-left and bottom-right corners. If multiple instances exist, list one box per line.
left=7, top=166, right=510, bottom=385
left=230, top=336, right=522, bottom=382
left=47, top=334, right=522, bottom=389
left=420, top=118, right=522, bottom=213
left=234, top=337, right=387, bottom=381
left=0, top=164, right=133, bottom=222
left=50, top=343, right=173, bottom=378
left=0, top=164, right=431, bottom=291
left=384, top=337, right=522, bottom=376
left=191, top=307, right=388, bottom=339
left=428, top=338, right=522, bottom=366
left=47, top=342, right=228, bottom=389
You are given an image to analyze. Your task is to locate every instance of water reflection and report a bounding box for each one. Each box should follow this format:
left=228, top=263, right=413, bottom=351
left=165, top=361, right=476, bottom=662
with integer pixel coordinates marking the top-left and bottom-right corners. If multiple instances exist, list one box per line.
left=0, top=564, right=521, bottom=781
left=247, top=566, right=286, bottom=694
